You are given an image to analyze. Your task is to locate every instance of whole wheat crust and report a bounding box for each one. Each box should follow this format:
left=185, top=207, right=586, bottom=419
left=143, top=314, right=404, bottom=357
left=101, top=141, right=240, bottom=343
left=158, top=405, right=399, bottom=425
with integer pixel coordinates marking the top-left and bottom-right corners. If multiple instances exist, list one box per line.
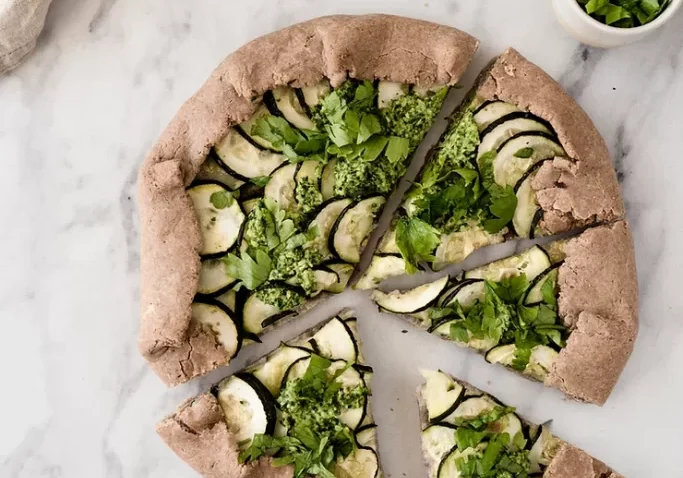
left=473, top=48, right=625, bottom=235
left=394, top=220, right=638, bottom=405
left=137, top=14, right=479, bottom=386
left=416, top=376, right=625, bottom=478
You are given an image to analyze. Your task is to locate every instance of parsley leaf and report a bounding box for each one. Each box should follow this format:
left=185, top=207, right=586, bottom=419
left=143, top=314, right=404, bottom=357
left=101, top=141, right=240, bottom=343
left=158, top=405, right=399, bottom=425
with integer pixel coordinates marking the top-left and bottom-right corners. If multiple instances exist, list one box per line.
left=223, top=249, right=272, bottom=290
left=488, top=274, right=529, bottom=303
left=395, top=216, right=441, bottom=273
left=209, top=190, right=234, bottom=209
left=514, top=147, right=534, bottom=158
left=455, top=428, right=488, bottom=450
left=251, top=115, right=326, bottom=161
left=250, top=176, right=271, bottom=187
left=385, top=136, right=411, bottom=164
left=483, top=185, right=517, bottom=234
left=541, top=276, right=558, bottom=308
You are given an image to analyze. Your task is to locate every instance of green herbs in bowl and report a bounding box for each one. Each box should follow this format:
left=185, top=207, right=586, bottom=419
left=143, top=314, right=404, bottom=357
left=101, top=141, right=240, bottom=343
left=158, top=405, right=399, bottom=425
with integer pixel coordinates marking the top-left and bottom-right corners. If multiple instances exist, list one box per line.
left=577, top=0, right=671, bottom=27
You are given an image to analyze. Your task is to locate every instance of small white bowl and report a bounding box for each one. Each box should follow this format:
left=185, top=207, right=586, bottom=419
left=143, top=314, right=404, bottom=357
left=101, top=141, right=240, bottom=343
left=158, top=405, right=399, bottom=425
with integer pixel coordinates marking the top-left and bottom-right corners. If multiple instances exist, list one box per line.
left=552, top=0, right=682, bottom=48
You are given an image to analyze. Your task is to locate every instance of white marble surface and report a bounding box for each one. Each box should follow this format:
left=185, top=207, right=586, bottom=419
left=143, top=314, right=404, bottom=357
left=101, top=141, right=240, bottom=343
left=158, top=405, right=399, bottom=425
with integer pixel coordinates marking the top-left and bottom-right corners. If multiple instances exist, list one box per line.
left=1, top=1, right=682, bottom=477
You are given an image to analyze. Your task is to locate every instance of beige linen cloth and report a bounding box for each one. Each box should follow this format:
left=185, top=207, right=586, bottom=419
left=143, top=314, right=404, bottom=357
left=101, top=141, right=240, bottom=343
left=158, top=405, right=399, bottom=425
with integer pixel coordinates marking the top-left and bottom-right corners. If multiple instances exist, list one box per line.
left=0, top=0, right=52, bottom=74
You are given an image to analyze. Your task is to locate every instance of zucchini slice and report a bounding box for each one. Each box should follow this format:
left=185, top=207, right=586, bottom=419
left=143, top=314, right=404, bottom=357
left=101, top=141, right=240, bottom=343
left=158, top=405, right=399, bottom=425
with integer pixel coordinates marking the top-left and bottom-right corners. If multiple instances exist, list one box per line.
left=242, top=290, right=298, bottom=335
left=465, top=245, right=551, bottom=282
left=439, top=280, right=485, bottom=311
left=437, top=446, right=482, bottom=478
left=528, top=425, right=557, bottom=473
left=251, top=345, right=310, bottom=397
left=524, top=265, right=560, bottom=305
left=264, top=163, right=298, bottom=210
left=450, top=396, right=497, bottom=423
left=214, top=129, right=285, bottom=180
left=493, top=132, right=565, bottom=187
left=421, top=370, right=465, bottom=423
left=512, top=169, right=541, bottom=238
left=195, top=154, right=244, bottom=190
left=472, top=100, right=521, bottom=132
left=372, top=276, right=449, bottom=314
left=355, top=254, right=407, bottom=290
left=355, top=424, right=378, bottom=450
left=320, top=159, right=336, bottom=201
left=485, top=344, right=517, bottom=365
left=241, top=197, right=261, bottom=214
left=215, top=373, right=277, bottom=448
left=335, top=447, right=379, bottom=478
left=300, top=80, right=331, bottom=107
left=323, top=263, right=355, bottom=293
left=307, top=268, right=340, bottom=296
left=187, top=183, right=246, bottom=257
left=377, top=81, right=408, bottom=108
left=237, top=104, right=279, bottom=151
left=295, top=160, right=322, bottom=191
left=477, top=112, right=553, bottom=161
left=421, top=423, right=457, bottom=468
left=272, top=86, right=316, bottom=130
left=331, top=196, right=387, bottom=264
left=488, top=413, right=524, bottom=445
left=311, top=317, right=358, bottom=362
left=525, top=345, right=559, bottom=381
left=191, top=300, right=241, bottom=358
left=197, top=258, right=236, bottom=296
left=309, top=198, right=353, bottom=261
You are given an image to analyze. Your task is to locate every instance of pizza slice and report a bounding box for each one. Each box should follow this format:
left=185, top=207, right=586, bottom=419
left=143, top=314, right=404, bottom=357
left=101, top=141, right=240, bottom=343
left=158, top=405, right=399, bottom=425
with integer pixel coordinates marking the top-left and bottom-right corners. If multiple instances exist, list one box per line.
left=157, top=311, right=380, bottom=478
left=358, top=47, right=624, bottom=287
left=417, top=370, right=623, bottom=478
left=371, top=221, right=637, bottom=405
left=138, top=14, right=479, bottom=385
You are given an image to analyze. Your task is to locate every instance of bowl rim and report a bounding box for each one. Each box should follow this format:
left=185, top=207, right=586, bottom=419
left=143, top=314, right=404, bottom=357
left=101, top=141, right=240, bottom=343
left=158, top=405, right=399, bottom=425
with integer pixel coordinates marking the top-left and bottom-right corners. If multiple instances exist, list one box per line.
left=566, top=0, right=682, bottom=34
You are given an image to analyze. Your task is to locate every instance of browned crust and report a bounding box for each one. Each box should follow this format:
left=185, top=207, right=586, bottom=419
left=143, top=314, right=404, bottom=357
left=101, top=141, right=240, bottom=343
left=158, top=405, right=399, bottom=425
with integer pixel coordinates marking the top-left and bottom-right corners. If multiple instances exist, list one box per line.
left=548, top=220, right=638, bottom=405
left=138, top=14, right=479, bottom=386
left=416, top=373, right=624, bottom=477
left=384, top=221, right=637, bottom=405
left=157, top=310, right=367, bottom=478
left=474, top=48, right=624, bottom=234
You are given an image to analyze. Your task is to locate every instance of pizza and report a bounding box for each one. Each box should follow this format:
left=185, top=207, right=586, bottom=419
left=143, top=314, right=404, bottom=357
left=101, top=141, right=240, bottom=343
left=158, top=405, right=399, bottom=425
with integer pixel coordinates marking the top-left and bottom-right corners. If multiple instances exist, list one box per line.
left=358, top=47, right=624, bottom=282
left=372, top=221, right=637, bottom=405
left=418, top=370, right=623, bottom=477
left=157, top=311, right=380, bottom=478
left=138, top=14, right=478, bottom=386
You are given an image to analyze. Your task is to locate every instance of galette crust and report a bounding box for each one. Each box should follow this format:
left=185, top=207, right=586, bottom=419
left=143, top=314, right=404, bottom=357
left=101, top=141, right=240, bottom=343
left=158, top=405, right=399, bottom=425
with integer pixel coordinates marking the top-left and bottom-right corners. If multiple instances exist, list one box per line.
left=138, top=14, right=479, bottom=386
left=474, top=48, right=624, bottom=235
left=549, top=220, right=638, bottom=405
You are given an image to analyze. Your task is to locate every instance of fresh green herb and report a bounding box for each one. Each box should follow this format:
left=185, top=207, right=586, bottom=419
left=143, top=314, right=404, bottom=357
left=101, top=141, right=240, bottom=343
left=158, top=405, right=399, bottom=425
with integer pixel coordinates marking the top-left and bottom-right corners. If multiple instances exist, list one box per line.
left=395, top=216, right=442, bottom=273
left=223, top=249, right=272, bottom=290
left=250, top=176, right=271, bottom=187
left=251, top=115, right=327, bottom=162
left=455, top=405, right=516, bottom=430
left=479, top=151, right=517, bottom=234
left=513, top=147, right=534, bottom=159
left=386, top=136, right=411, bottom=164
left=209, top=190, right=234, bottom=209
left=455, top=428, right=488, bottom=450
left=577, top=0, right=670, bottom=27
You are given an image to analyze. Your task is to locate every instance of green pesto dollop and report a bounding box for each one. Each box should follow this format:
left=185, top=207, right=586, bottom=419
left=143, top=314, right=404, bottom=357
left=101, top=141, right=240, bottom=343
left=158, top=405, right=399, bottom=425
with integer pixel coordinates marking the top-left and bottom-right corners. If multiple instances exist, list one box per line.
left=255, top=285, right=304, bottom=311
left=278, top=369, right=367, bottom=439
left=242, top=201, right=274, bottom=250
left=333, top=156, right=402, bottom=200
left=295, top=176, right=323, bottom=218
left=382, top=88, right=449, bottom=149
left=268, top=244, right=322, bottom=295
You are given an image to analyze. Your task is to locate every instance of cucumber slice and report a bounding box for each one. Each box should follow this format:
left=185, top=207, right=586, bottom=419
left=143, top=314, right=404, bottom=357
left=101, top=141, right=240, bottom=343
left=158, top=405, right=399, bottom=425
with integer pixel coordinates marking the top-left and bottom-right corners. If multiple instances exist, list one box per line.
left=477, top=112, right=553, bottom=161
left=512, top=169, right=541, bottom=237
left=195, top=154, right=244, bottom=190
left=494, top=132, right=565, bottom=187
left=191, top=300, right=240, bottom=358
left=355, top=254, right=407, bottom=290
left=355, top=424, right=378, bottom=450
left=309, top=198, right=353, bottom=261
left=238, top=105, right=278, bottom=150
left=420, top=370, right=465, bottom=423
left=465, top=245, right=551, bottom=282
left=331, top=196, right=387, bottom=264
left=440, top=280, right=485, bottom=311
left=215, top=373, right=277, bottom=448
left=264, top=163, right=298, bottom=210
left=197, top=258, right=237, bottom=295
left=320, top=159, right=336, bottom=201
left=311, top=317, right=358, bottom=362
left=214, top=129, right=285, bottom=180
left=377, top=81, right=409, bottom=108
left=300, top=80, right=331, bottom=107
left=473, top=100, right=521, bottom=132
left=524, top=266, right=559, bottom=305
left=372, top=276, right=449, bottom=314
left=187, top=183, right=246, bottom=257
left=251, top=345, right=310, bottom=397
left=421, top=424, right=457, bottom=468
left=335, top=447, right=379, bottom=478
left=323, top=263, right=355, bottom=293
left=272, top=86, right=316, bottom=130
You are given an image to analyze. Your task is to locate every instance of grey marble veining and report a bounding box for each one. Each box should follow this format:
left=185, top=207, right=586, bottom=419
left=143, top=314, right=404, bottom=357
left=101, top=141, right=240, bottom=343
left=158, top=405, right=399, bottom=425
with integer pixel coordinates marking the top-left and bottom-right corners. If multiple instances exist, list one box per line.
left=1, top=0, right=682, bottom=477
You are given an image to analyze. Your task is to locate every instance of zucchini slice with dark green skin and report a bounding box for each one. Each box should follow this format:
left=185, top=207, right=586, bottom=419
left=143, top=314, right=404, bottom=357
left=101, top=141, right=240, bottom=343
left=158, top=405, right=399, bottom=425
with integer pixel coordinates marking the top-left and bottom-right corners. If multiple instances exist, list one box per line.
left=523, top=263, right=562, bottom=305
left=312, top=316, right=359, bottom=362
left=493, top=132, right=565, bottom=187
left=213, top=129, right=285, bottom=180
left=264, top=162, right=299, bottom=210
left=422, top=370, right=466, bottom=424
left=194, top=152, right=244, bottom=190
left=477, top=112, right=554, bottom=162
left=214, top=373, right=277, bottom=448
left=251, top=345, right=311, bottom=396
left=372, top=276, right=449, bottom=314
left=320, top=159, right=336, bottom=201
left=330, top=196, right=387, bottom=264
left=241, top=284, right=304, bottom=335
left=355, top=254, right=408, bottom=290
left=187, top=182, right=246, bottom=258
left=437, top=279, right=485, bottom=310
left=309, top=198, right=353, bottom=261
left=197, top=258, right=237, bottom=296
left=272, top=86, right=316, bottom=130
left=191, top=298, right=241, bottom=359
left=472, top=100, right=522, bottom=131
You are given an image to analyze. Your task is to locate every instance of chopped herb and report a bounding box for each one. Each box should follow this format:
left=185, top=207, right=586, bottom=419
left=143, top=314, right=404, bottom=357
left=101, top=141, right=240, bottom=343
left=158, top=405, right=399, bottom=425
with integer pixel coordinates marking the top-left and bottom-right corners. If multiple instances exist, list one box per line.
left=513, top=147, right=534, bottom=158
left=577, top=0, right=670, bottom=27
left=250, top=176, right=271, bottom=187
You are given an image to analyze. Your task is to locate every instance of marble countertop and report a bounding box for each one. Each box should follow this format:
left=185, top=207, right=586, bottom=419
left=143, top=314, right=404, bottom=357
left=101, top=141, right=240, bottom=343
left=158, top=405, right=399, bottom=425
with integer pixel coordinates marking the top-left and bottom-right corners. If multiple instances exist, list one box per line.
left=2, top=1, right=683, bottom=477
